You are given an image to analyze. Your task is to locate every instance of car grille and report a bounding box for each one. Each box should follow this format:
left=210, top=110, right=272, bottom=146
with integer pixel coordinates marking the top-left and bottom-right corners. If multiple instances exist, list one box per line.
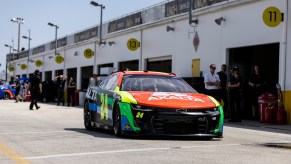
left=152, top=115, right=210, bottom=134
left=131, top=106, right=220, bottom=135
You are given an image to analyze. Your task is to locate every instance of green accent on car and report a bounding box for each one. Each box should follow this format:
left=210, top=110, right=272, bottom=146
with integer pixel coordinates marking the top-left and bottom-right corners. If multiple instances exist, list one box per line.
left=108, top=97, right=114, bottom=106
left=207, top=96, right=224, bottom=134
left=214, top=105, right=224, bottom=134
left=119, top=102, right=141, bottom=132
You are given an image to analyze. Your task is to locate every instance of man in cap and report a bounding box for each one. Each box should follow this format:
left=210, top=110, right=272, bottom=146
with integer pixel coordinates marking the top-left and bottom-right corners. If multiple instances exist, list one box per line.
left=29, top=70, right=42, bottom=110
left=228, top=66, right=242, bottom=122
left=55, top=75, right=67, bottom=106
left=217, top=64, right=229, bottom=117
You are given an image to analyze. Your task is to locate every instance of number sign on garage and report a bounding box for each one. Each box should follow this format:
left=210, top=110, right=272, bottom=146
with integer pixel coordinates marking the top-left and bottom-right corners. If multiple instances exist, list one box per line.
left=127, top=38, right=140, bottom=51
left=263, top=6, right=283, bottom=27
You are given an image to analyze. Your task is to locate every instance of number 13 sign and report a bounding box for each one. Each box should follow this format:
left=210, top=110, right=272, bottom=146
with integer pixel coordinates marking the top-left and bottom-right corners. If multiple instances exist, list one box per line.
left=127, top=38, right=140, bottom=51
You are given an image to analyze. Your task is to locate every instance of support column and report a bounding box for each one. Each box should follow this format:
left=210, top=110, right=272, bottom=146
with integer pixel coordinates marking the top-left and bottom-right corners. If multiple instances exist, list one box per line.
left=77, top=67, right=81, bottom=90
left=52, top=70, right=55, bottom=81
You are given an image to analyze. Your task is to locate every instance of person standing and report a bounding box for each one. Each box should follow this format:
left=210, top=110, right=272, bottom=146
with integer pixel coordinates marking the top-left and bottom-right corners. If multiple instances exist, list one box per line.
left=204, top=64, right=221, bottom=101
left=228, top=67, right=242, bottom=122
left=217, top=64, right=229, bottom=117
left=89, top=74, right=97, bottom=87
left=248, top=65, right=266, bottom=119
left=16, top=82, right=27, bottom=102
left=14, top=76, right=20, bottom=102
left=29, top=70, right=42, bottom=110
left=67, top=77, right=76, bottom=107
left=56, top=75, right=67, bottom=106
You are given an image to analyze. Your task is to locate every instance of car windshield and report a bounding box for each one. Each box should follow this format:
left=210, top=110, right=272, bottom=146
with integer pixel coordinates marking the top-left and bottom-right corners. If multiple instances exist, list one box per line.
left=120, top=75, right=197, bottom=93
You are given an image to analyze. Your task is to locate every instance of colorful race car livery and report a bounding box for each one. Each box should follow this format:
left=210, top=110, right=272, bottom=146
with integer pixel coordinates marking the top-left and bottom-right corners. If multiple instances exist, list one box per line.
left=0, top=85, right=16, bottom=100
left=83, top=71, right=224, bottom=138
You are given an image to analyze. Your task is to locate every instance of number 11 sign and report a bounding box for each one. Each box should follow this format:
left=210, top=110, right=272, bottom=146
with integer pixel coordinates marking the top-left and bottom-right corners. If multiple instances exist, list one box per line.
left=263, top=6, right=283, bottom=28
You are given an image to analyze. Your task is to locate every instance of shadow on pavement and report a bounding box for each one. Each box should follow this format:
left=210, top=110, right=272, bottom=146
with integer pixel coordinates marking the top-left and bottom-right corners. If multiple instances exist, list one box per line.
left=225, top=120, right=291, bottom=135
left=64, top=128, right=222, bottom=141
left=64, top=128, right=116, bottom=139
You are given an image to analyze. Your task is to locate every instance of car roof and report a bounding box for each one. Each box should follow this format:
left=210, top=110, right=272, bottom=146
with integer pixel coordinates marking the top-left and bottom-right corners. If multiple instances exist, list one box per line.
left=121, top=71, right=176, bottom=77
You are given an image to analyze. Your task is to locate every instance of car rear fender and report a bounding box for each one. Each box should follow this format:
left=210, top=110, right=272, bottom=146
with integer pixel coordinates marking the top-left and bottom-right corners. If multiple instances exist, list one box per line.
left=2, top=90, right=14, bottom=99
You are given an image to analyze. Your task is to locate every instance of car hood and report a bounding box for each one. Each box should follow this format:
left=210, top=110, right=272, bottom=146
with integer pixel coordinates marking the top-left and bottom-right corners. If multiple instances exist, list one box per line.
left=127, top=91, right=217, bottom=109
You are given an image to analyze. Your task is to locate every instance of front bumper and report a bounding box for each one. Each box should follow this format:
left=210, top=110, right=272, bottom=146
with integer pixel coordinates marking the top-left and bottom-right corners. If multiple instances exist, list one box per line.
left=120, top=103, right=224, bottom=138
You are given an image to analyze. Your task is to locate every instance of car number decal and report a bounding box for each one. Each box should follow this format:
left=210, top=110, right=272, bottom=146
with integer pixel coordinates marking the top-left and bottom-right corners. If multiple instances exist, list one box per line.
left=86, top=87, right=98, bottom=100
left=136, top=112, right=144, bottom=119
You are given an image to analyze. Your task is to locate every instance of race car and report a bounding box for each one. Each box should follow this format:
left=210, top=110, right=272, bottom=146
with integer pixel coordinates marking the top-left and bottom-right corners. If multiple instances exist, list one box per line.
left=84, top=71, right=224, bottom=138
left=0, top=84, right=16, bottom=100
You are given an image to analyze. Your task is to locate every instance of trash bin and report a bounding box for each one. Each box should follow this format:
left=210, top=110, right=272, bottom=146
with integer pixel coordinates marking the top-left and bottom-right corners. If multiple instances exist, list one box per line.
left=26, top=90, right=31, bottom=102
left=258, top=92, right=277, bottom=123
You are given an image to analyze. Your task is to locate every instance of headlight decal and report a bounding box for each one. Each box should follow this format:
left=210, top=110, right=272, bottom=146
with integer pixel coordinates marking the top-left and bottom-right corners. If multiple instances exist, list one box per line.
left=116, top=91, right=138, bottom=104
left=119, top=102, right=141, bottom=132
left=208, top=96, right=221, bottom=106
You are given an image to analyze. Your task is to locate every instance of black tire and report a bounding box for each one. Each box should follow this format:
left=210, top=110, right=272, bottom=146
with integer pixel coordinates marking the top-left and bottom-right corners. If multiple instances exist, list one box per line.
left=113, top=104, right=122, bottom=137
left=202, top=136, right=213, bottom=141
left=84, top=100, right=93, bottom=130
left=4, top=93, right=10, bottom=100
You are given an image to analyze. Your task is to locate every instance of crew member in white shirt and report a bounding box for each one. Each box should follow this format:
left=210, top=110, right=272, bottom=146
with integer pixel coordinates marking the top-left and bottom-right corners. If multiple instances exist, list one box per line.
left=204, top=64, right=221, bottom=102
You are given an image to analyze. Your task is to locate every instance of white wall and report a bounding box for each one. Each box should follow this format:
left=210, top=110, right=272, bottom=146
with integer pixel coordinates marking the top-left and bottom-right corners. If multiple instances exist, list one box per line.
left=13, top=0, right=286, bottom=89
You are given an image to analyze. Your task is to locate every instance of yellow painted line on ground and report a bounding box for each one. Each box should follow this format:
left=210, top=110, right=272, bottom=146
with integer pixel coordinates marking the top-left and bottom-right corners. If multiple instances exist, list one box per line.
left=0, top=141, right=30, bottom=164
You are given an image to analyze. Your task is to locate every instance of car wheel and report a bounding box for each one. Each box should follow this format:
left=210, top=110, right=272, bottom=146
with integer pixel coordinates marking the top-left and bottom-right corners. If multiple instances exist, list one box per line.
left=113, top=104, right=122, bottom=137
left=4, top=93, right=9, bottom=100
left=84, top=101, right=93, bottom=130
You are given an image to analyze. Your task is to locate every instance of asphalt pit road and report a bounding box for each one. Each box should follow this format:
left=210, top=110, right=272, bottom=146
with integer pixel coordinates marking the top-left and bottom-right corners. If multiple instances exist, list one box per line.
left=262, top=143, right=291, bottom=150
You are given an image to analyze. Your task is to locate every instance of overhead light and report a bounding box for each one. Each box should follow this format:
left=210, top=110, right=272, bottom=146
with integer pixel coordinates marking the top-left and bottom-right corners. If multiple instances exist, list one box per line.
left=74, top=51, right=79, bottom=56
left=99, top=41, right=106, bottom=45
left=11, top=18, right=25, bottom=24
left=22, top=35, right=32, bottom=40
left=48, top=22, right=54, bottom=26
left=108, top=41, right=115, bottom=46
left=90, top=1, right=105, bottom=8
left=17, top=64, right=21, bottom=66
left=166, top=25, right=174, bottom=32
left=189, top=18, right=199, bottom=25
left=215, top=17, right=225, bottom=25
left=48, top=56, right=53, bottom=59
left=28, top=59, right=34, bottom=63
left=90, top=1, right=99, bottom=6
left=4, top=44, right=12, bottom=48
left=192, top=19, right=198, bottom=25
